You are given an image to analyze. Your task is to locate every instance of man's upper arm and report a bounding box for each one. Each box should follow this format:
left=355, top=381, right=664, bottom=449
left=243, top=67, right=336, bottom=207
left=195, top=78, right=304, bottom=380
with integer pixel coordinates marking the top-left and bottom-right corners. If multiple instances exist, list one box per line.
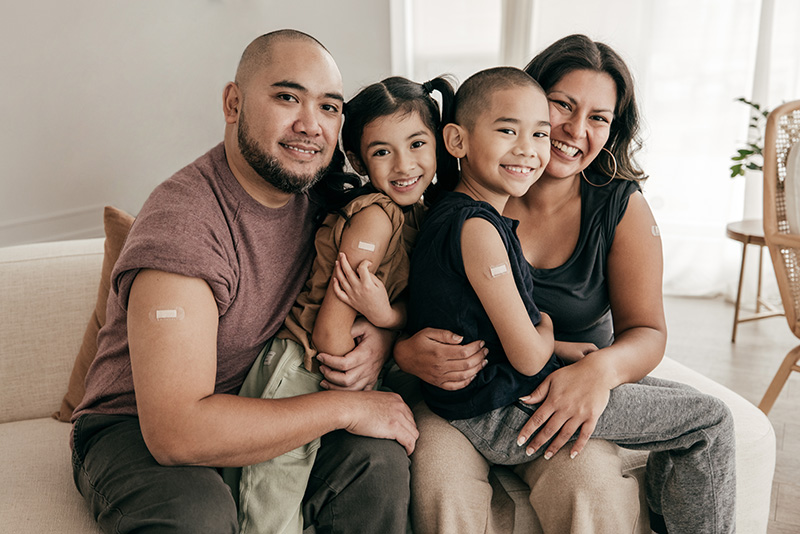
left=127, top=269, right=220, bottom=450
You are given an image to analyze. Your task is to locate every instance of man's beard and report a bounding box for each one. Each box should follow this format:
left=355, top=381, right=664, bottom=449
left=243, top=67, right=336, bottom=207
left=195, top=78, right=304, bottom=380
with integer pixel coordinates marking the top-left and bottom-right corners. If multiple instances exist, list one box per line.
left=237, top=109, right=328, bottom=195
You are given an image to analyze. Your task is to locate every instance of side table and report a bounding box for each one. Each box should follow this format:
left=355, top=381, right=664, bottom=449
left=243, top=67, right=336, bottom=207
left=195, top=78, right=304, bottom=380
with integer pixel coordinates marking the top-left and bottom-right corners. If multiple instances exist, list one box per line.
left=726, top=219, right=783, bottom=342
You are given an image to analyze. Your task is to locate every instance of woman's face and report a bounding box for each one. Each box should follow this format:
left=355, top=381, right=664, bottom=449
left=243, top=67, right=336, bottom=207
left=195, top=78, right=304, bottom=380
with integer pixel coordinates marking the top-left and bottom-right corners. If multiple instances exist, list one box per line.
left=544, top=69, right=617, bottom=180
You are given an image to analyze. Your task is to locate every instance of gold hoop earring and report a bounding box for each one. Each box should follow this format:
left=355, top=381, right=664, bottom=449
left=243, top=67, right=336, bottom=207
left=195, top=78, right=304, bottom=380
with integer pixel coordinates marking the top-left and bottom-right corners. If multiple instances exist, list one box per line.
left=581, top=147, right=617, bottom=187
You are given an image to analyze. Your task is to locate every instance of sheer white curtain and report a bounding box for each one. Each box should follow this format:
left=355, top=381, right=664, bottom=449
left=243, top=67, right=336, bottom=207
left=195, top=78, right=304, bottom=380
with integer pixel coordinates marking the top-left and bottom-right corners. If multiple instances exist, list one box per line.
left=405, top=0, right=800, bottom=299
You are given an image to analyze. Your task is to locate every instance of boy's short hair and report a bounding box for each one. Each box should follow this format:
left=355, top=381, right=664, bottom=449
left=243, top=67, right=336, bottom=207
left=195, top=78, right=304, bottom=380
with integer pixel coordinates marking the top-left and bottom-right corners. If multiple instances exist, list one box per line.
left=453, top=67, right=545, bottom=128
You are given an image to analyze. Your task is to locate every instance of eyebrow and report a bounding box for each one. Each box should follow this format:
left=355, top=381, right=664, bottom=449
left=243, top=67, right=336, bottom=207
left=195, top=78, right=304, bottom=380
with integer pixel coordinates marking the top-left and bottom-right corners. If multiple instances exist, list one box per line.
left=549, top=91, right=614, bottom=115
left=365, top=130, right=430, bottom=149
left=272, top=80, right=344, bottom=102
left=494, top=117, right=551, bottom=128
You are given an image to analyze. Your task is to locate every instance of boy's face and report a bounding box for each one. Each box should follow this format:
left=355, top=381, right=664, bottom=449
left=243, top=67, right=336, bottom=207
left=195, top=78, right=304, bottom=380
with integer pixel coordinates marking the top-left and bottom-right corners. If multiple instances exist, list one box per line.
left=459, top=86, right=551, bottom=199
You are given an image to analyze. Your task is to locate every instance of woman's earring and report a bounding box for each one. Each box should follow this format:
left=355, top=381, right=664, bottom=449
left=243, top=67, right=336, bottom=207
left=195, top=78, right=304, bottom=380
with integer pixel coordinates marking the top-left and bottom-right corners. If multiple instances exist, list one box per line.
left=581, top=147, right=617, bottom=187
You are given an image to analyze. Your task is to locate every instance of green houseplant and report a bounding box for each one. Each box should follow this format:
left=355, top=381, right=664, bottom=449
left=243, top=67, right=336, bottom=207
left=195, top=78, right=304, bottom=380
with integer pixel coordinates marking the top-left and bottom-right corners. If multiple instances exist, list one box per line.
left=730, top=97, right=770, bottom=178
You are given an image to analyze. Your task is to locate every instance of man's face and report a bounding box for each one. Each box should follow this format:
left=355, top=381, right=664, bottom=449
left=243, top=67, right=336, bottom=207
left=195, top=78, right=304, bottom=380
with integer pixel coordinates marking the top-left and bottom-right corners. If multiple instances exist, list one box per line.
left=236, top=39, right=343, bottom=194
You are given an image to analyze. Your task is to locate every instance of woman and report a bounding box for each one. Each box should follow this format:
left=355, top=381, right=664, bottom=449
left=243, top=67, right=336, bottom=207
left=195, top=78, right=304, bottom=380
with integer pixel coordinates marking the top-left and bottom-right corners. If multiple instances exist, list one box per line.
left=395, top=34, right=672, bottom=533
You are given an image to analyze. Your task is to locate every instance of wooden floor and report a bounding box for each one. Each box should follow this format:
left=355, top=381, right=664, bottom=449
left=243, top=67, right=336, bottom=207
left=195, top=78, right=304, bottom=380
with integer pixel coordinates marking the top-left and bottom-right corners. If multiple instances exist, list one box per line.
left=663, top=296, right=799, bottom=533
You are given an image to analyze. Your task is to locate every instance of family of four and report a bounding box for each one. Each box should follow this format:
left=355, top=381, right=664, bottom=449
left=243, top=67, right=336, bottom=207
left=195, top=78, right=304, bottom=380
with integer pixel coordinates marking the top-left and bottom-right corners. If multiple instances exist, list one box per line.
left=70, top=29, right=736, bottom=534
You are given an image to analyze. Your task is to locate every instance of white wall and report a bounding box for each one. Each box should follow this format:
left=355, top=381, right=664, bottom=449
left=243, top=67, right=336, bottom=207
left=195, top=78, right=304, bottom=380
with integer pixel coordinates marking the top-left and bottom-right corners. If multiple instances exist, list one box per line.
left=0, top=0, right=393, bottom=246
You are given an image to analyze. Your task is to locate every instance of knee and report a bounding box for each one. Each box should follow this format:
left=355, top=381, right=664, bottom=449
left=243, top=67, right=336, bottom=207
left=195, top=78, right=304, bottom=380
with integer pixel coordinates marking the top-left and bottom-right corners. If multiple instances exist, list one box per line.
left=356, top=437, right=411, bottom=494
left=153, top=469, right=238, bottom=534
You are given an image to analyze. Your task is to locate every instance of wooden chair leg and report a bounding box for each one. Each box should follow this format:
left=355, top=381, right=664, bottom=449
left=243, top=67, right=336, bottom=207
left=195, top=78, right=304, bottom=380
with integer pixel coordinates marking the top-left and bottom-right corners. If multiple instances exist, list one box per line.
left=759, top=344, right=800, bottom=414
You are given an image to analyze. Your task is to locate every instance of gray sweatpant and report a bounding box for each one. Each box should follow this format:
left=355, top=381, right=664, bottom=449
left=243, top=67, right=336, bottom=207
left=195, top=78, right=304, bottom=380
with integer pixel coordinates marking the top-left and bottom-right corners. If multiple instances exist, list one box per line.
left=450, top=376, right=736, bottom=534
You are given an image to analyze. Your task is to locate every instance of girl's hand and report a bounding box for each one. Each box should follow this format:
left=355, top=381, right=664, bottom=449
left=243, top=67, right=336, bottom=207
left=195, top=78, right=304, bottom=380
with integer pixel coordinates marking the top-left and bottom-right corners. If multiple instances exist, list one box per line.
left=317, top=318, right=393, bottom=391
left=393, top=328, right=488, bottom=390
left=553, top=341, right=598, bottom=363
left=516, top=357, right=612, bottom=460
left=332, top=254, right=402, bottom=329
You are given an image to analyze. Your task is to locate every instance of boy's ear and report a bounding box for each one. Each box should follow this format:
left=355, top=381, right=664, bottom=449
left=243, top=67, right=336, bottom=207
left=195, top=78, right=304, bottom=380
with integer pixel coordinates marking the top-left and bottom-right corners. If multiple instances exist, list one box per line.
left=443, top=123, right=467, bottom=159
left=346, top=151, right=367, bottom=176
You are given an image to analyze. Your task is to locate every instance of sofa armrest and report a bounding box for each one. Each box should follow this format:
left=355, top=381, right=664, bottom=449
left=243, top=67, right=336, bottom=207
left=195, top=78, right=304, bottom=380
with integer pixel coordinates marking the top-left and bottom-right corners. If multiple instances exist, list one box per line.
left=0, top=238, right=104, bottom=423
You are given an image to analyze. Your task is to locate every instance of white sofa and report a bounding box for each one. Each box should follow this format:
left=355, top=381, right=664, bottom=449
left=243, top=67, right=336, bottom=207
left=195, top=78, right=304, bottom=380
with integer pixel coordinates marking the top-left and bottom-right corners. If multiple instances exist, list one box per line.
left=0, top=237, right=777, bottom=533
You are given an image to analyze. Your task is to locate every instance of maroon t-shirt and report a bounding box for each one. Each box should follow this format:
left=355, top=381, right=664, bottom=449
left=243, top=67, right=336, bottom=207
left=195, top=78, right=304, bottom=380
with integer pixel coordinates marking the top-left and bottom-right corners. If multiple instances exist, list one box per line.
left=72, top=143, right=319, bottom=420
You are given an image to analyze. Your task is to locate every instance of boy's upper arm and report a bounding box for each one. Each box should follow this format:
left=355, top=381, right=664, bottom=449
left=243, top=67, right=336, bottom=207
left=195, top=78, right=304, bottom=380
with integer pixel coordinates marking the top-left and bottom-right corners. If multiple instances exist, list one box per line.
left=460, top=217, right=549, bottom=375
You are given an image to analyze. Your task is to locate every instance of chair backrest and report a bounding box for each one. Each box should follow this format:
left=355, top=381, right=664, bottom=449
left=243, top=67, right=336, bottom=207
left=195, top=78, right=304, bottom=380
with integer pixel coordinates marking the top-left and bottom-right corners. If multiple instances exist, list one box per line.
left=763, top=99, right=800, bottom=338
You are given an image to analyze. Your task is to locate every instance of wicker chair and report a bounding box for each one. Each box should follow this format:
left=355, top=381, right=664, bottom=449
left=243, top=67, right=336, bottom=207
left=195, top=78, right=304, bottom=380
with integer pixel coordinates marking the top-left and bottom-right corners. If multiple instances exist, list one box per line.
left=759, top=99, right=800, bottom=414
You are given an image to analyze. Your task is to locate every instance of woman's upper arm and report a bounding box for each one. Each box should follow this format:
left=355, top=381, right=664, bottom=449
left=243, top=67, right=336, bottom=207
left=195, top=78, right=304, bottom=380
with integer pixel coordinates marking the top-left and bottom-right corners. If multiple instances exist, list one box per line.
left=312, top=205, right=394, bottom=355
left=606, top=191, right=666, bottom=343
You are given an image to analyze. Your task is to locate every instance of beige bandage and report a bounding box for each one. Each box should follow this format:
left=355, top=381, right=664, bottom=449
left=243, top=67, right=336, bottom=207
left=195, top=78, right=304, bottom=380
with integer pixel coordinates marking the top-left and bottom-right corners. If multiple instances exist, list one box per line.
left=651, top=225, right=661, bottom=237
left=488, top=263, right=509, bottom=278
left=357, top=241, right=376, bottom=252
left=149, top=307, right=185, bottom=322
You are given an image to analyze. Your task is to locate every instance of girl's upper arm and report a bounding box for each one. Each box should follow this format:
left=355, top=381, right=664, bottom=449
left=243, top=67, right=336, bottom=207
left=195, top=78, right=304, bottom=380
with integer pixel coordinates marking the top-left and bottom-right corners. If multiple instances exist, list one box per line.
left=312, top=205, right=394, bottom=356
left=461, top=217, right=553, bottom=376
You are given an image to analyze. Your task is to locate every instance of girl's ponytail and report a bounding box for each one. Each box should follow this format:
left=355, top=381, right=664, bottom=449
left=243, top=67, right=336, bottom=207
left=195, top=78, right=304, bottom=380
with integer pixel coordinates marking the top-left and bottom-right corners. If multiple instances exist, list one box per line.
left=421, top=76, right=458, bottom=206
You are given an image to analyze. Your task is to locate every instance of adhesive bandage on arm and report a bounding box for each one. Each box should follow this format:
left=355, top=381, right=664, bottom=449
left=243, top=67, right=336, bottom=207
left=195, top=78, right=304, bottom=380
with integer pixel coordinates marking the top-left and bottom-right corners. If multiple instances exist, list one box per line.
left=488, top=263, right=510, bottom=279
left=651, top=225, right=661, bottom=237
left=357, top=241, right=376, bottom=252
left=149, top=307, right=185, bottom=322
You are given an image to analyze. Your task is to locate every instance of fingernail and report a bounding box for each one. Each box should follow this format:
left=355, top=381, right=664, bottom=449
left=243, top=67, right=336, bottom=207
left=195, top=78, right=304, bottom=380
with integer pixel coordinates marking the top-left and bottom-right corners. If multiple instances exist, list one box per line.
left=517, top=436, right=526, bottom=447
left=570, top=451, right=578, bottom=459
left=479, top=340, right=485, bottom=348
left=482, top=359, right=488, bottom=368
left=526, top=447, right=535, bottom=456
left=483, top=348, right=489, bottom=356
left=544, top=451, right=553, bottom=460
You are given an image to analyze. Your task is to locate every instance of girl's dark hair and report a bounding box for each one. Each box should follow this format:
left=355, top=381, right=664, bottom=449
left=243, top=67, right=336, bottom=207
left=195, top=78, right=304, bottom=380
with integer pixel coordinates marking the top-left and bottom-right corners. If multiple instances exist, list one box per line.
left=524, top=34, right=647, bottom=183
left=342, top=75, right=458, bottom=205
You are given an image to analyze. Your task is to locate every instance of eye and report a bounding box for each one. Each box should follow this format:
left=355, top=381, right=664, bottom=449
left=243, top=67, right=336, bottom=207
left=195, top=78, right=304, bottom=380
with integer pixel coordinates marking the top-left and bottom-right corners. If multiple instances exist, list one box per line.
left=321, top=103, right=341, bottom=114
left=372, top=148, right=390, bottom=157
left=498, top=128, right=516, bottom=135
left=533, top=131, right=550, bottom=138
left=410, top=140, right=426, bottom=149
left=591, top=114, right=611, bottom=124
left=277, top=93, right=299, bottom=103
left=550, top=99, right=570, bottom=111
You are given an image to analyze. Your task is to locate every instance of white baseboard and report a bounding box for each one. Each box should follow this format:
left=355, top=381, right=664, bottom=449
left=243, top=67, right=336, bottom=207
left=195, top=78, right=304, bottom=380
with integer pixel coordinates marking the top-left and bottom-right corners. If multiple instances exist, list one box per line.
left=0, top=204, right=106, bottom=247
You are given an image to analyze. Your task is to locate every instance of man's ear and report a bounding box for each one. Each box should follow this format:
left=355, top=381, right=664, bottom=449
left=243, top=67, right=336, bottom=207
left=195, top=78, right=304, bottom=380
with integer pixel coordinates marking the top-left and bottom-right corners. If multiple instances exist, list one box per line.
left=443, top=123, right=467, bottom=159
left=346, top=151, right=367, bottom=176
left=222, top=82, right=241, bottom=124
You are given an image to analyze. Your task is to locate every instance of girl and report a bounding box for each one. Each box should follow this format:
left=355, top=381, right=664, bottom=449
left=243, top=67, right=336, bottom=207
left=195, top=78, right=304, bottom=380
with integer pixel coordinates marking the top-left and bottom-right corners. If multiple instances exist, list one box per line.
left=232, top=75, right=457, bottom=534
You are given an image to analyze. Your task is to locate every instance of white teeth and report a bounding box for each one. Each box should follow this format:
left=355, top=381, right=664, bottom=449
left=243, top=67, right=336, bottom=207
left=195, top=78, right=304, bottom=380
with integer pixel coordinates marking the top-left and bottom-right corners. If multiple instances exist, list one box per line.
left=392, top=176, right=420, bottom=187
left=504, top=165, right=532, bottom=174
left=551, top=140, right=578, bottom=157
left=284, top=144, right=318, bottom=154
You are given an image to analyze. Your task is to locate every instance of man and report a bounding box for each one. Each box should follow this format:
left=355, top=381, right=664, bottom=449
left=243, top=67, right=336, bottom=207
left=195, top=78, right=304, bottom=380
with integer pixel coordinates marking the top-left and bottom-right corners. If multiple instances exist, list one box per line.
left=71, top=30, right=417, bottom=534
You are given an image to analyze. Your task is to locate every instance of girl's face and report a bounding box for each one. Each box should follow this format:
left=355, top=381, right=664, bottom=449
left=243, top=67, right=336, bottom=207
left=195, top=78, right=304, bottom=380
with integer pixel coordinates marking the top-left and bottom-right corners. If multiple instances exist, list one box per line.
left=352, top=110, right=437, bottom=206
left=544, top=69, right=617, bottom=180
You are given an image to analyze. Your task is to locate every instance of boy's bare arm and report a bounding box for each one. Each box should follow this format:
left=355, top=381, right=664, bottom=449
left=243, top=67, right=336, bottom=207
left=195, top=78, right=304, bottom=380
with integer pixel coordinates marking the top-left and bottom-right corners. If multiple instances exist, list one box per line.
left=460, top=217, right=554, bottom=376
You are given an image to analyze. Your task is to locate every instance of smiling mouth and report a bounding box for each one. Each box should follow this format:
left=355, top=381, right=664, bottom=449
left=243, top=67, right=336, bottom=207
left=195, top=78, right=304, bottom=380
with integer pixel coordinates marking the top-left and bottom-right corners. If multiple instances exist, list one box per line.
left=551, top=139, right=579, bottom=157
left=502, top=165, right=534, bottom=175
left=391, top=176, right=420, bottom=188
left=281, top=143, right=321, bottom=155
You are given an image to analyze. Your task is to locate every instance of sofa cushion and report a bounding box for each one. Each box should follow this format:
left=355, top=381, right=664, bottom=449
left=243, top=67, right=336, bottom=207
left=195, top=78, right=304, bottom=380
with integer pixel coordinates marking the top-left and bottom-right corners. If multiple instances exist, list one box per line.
left=54, top=206, right=134, bottom=422
left=0, top=417, right=102, bottom=533
left=0, top=238, right=104, bottom=424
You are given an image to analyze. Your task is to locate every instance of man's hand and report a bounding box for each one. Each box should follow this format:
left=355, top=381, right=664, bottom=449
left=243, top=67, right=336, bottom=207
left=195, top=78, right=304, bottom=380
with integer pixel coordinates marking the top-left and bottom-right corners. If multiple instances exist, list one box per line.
left=393, top=328, right=487, bottom=391
left=339, top=390, right=419, bottom=455
left=316, top=318, right=393, bottom=391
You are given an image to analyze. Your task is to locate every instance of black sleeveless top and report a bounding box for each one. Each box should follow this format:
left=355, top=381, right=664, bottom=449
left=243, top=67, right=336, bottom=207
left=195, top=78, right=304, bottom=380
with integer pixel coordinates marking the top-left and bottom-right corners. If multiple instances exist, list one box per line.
left=529, top=173, right=640, bottom=349
left=407, top=192, right=563, bottom=420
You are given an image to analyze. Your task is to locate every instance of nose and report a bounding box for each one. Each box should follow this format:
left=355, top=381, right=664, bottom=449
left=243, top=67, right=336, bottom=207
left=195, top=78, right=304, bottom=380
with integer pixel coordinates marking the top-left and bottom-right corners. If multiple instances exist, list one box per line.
left=293, top=104, right=323, bottom=137
left=393, top=150, right=416, bottom=174
left=514, top=135, right=539, bottom=159
left=562, top=114, right=588, bottom=139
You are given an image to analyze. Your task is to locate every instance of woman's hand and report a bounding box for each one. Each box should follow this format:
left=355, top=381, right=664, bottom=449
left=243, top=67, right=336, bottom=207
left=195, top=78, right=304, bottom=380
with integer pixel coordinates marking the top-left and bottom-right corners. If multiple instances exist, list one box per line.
left=516, top=356, right=613, bottom=460
left=393, top=328, right=487, bottom=391
left=317, top=318, right=393, bottom=391
left=553, top=341, right=598, bottom=363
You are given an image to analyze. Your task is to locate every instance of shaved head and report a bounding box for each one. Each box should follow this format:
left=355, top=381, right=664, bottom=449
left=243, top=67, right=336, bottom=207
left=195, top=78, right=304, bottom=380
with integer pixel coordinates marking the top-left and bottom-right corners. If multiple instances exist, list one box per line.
left=235, top=29, right=331, bottom=89
left=454, top=67, right=544, bottom=129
